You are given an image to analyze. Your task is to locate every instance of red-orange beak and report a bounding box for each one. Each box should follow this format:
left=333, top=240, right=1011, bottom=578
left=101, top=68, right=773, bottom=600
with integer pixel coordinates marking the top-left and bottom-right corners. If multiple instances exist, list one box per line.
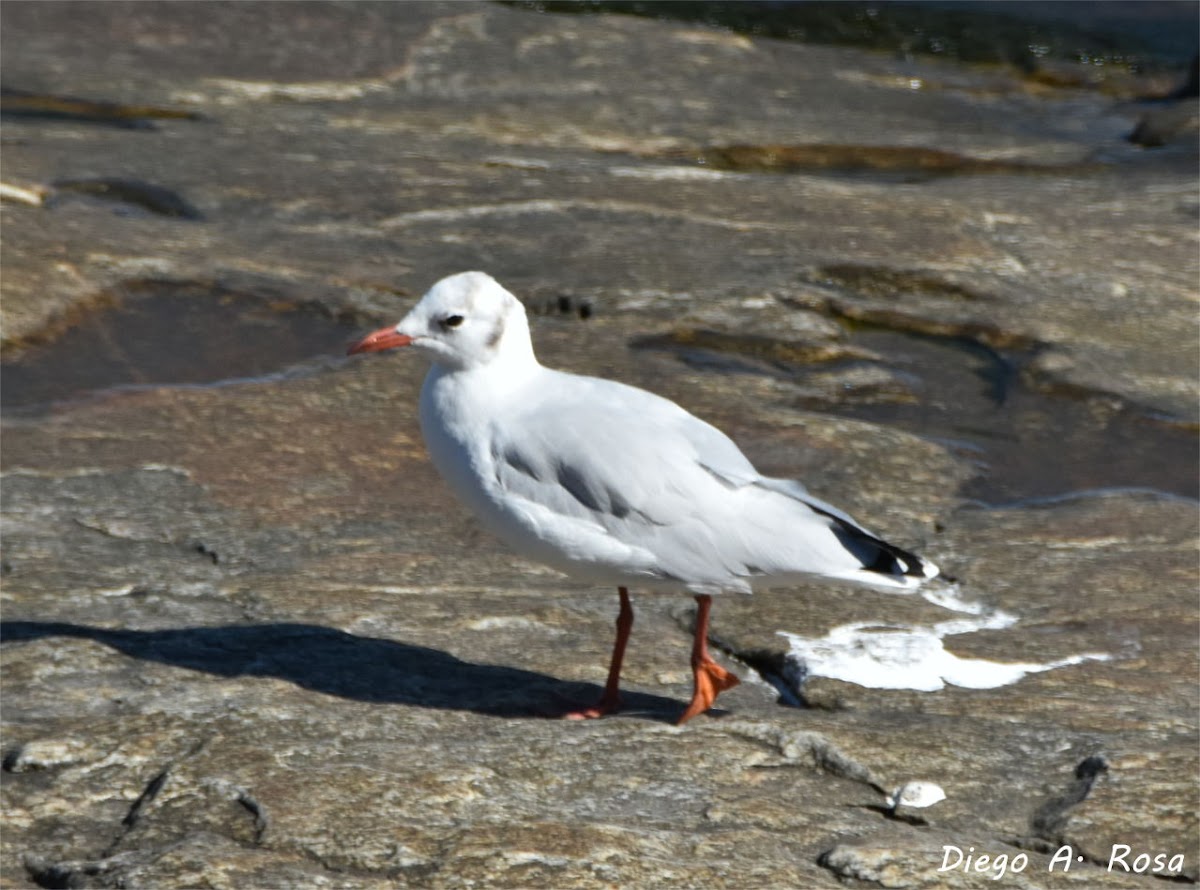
left=347, top=326, right=414, bottom=355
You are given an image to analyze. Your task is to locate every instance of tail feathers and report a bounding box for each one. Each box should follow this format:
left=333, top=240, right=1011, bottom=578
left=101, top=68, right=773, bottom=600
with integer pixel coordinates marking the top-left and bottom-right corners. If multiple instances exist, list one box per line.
left=815, top=506, right=938, bottom=585
left=855, top=531, right=939, bottom=581
left=754, top=476, right=938, bottom=586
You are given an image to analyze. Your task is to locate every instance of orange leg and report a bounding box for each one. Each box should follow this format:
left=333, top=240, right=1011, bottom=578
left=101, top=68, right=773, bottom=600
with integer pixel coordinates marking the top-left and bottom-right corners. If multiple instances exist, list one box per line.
left=676, top=594, right=740, bottom=725
left=564, top=587, right=633, bottom=720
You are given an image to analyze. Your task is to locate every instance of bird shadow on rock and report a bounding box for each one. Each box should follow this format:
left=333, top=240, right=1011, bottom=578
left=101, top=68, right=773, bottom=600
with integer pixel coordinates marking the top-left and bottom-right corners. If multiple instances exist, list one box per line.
left=0, top=620, right=682, bottom=722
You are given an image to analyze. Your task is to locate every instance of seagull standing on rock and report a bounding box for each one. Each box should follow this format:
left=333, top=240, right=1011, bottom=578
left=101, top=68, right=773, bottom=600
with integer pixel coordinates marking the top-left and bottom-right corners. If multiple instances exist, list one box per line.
left=348, top=272, right=938, bottom=724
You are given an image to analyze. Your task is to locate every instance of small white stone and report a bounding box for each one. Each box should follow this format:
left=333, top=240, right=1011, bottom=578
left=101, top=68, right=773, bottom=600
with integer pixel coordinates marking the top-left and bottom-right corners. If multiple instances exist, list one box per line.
left=886, top=781, right=946, bottom=810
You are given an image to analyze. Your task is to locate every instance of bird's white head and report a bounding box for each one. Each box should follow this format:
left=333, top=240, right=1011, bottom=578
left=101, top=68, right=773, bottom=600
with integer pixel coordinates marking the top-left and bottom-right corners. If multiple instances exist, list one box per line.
left=348, top=272, right=536, bottom=372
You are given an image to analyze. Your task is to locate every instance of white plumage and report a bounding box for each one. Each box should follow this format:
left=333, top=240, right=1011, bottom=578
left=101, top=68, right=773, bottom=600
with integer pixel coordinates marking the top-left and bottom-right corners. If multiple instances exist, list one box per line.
left=349, top=271, right=937, bottom=723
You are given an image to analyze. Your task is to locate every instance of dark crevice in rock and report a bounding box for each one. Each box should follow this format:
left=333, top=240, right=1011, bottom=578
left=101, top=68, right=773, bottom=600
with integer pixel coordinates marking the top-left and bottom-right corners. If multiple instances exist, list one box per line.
left=1006, top=755, right=1162, bottom=877
left=65, top=518, right=227, bottom=573
left=122, top=769, right=171, bottom=830
left=25, top=833, right=294, bottom=890
left=24, top=855, right=101, bottom=890
left=50, top=178, right=203, bottom=220
left=2, top=746, right=25, bottom=773
left=237, top=791, right=270, bottom=846
left=102, top=768, right=171, bottom=858
left=733, top=647, right=808, bottom=710
left=99, top=737, right=211, bottom=858
left=702, top=631, right=831, bottom=713
left=1029, top=754, right=1109, bottom=839
left=1148, top=872, right=1200, bottom=885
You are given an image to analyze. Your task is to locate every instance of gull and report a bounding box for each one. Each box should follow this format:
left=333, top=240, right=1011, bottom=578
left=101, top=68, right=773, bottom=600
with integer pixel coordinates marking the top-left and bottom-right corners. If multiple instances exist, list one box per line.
left=348, top=272, right=938, bottom=724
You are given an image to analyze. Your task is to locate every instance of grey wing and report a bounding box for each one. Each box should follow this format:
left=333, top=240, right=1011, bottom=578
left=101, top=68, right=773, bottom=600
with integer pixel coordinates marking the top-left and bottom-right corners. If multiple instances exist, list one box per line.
left=486, top=375, right=781, bottom=589
left=493, top=376, right=744, bottom=529
left=491, top=372, right=935, bottom=590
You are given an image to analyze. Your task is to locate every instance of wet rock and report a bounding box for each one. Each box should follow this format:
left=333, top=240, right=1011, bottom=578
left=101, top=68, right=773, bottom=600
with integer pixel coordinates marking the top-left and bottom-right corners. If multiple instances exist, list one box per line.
left=0, top=1, right=1194, bottom=424
left=790, top=362, right=922, bottom=408
left=1128, top=57, right=1200, bottom=147
left=0, top=3, right=1195, bottom=888
left=632, top=326, right=865, bottom=370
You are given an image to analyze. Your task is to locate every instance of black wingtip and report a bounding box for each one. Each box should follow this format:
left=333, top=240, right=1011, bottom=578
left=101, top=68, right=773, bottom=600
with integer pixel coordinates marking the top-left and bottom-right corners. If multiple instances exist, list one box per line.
left=829, top=520, right=937, bottom=582
left=864, top=543, right=931, bottom=579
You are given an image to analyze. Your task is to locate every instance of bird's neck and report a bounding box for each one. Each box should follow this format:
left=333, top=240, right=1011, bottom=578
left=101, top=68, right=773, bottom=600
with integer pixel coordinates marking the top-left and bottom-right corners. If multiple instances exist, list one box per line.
left=428, top=343, right=542, bottom=399
left=493, top=311, right=538, bottom=371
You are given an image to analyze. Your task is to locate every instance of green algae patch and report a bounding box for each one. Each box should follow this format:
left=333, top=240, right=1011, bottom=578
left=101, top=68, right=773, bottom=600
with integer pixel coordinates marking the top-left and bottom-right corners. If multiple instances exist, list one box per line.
left=1, top=87, right=201, bottom=129
left=674, top=144, right=1093, bottom=178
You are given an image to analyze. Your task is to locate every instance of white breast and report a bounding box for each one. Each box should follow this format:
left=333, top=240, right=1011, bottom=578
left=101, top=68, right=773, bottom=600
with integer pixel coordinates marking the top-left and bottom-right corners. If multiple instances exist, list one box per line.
left=418, top=366, right=664, bottom=586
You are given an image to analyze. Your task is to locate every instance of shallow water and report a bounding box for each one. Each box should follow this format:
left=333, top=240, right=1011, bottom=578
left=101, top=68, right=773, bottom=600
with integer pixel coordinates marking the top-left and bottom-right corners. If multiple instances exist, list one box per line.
left=836, top=328, right=1199, bottom=504
left=5, top=287, right=1195, bottom=505
left=644, top=324, right=1199, bottom=504
left=0, top=281, right=363, bottom=414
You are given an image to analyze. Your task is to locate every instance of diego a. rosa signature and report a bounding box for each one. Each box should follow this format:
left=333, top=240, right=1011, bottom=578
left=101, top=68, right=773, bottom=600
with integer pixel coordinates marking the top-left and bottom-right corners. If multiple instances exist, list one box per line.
left=940, top=844, right=1187, bottom=880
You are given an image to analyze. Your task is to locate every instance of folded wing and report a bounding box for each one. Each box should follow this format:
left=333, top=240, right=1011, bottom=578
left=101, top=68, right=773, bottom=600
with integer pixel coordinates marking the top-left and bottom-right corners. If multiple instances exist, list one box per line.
left=493, top=372, right=935, bottom=593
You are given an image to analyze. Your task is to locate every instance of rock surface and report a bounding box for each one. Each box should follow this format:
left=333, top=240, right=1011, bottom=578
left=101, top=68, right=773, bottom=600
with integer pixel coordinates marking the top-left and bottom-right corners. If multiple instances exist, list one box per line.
left=2, top=3, right=1196, bottom=888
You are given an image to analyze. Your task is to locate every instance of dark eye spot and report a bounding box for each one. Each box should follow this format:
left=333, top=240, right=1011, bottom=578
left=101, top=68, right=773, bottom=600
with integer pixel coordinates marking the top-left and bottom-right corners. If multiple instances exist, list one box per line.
left=443, top=314, right=464, bottom=329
